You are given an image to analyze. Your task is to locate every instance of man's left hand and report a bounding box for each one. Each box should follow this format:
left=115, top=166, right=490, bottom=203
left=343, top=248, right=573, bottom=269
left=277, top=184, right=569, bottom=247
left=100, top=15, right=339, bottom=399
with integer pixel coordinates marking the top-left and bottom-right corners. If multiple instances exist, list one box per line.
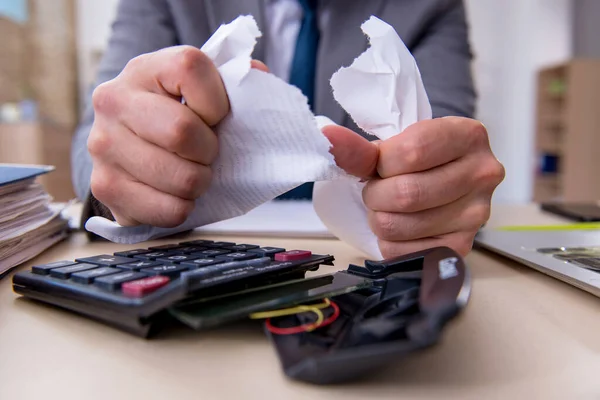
left=323, top=116, right=505, bottom=258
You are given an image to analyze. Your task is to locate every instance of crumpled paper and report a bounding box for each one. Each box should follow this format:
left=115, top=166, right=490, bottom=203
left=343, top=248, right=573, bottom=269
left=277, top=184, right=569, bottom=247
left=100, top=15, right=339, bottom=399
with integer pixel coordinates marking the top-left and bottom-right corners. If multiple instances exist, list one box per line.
left=85, top=15, right=431, bottom=260
left=313, top=16, right=432, bottom=260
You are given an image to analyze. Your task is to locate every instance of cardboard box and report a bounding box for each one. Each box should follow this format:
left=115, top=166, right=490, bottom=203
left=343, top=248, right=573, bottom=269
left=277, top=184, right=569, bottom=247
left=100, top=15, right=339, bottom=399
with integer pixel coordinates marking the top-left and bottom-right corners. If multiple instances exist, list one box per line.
left=0, top=16, right=28, bottom=103
left=0, top=0, right=78, bottom=202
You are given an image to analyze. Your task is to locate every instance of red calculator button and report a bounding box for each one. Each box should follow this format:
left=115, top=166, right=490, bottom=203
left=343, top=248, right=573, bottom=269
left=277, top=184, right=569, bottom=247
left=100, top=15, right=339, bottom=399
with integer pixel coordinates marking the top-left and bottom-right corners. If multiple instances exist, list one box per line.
left=274, top=250, right=312, bottom=262
left=122, top=276, right=170, bottom=297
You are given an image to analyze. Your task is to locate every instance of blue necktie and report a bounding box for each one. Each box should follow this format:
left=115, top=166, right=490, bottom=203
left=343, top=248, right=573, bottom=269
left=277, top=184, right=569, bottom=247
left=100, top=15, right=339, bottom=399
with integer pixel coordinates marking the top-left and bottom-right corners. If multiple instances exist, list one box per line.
left=276, top=0, right=319, bottom=201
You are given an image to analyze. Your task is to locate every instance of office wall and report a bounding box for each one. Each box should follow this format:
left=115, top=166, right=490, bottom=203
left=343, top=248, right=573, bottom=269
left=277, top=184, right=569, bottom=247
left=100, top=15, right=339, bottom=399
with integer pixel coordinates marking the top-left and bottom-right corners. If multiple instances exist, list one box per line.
left=75, top=0, right=574, bottom=204
left=465, top=0, right=573, bottom=204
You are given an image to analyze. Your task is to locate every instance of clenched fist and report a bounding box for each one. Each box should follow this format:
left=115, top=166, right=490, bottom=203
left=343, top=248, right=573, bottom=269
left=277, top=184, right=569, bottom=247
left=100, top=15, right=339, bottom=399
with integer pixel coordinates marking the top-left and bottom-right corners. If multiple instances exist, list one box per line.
left=324, top=117, right=505, bottom=258
left=88, top=46, right=236, bottom=228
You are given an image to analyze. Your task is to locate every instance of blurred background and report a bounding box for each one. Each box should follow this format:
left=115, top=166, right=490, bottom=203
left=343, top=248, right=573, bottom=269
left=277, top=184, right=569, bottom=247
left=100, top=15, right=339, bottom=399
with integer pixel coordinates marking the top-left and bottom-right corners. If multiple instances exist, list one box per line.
left=0, top=0, right=598, bottom=205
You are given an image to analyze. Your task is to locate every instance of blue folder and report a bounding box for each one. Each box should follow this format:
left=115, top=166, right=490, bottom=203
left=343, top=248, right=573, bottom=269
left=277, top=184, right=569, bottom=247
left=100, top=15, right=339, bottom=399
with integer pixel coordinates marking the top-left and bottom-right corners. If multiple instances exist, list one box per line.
left=0, top=164, right=53, bottom=187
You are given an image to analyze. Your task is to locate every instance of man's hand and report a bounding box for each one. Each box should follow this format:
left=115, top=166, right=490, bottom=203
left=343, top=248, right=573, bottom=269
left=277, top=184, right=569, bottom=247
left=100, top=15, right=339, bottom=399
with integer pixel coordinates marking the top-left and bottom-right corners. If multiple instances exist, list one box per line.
left=323, top=117, right=505, bottom=258
left=88, top=43, right=269, bottom=227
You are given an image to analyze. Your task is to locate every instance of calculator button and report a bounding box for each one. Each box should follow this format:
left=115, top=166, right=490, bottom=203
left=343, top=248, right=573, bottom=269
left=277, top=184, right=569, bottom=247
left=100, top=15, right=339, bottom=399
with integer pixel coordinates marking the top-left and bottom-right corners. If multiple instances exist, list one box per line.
left=181, top=257, right=272, bottom=283
left=71, top=267, right=122, bottom=284
left=247, top=247, right=286, bottom=257
left=113, top=249, right=152, bottom=257
left=224, top=244, right=260, bottom=251
left=176, top=246, right=208, bottom=254
left=117, top=260, right=162, bottom=270
left=49, top=263, right=98, bottom=279
left=215, top=252, right=258, bottom=261
left=132, top=251, right=178, bottom=261
left=181, top=261, right=246, bottom=280
left=75, top=255, right=134, bottom=266
left=274, top=250, right=312, bottom=262
left=148, top=243, right=183, bottom=251
left=156, top=254, right=202, bottom=263
left=140, top=264, right=189, bottom=277
left=179, top=239, right=214, bottom=246
left=193, top=249, right=231, bottom=257
left=204, top=241, right=236, bottom=248
left=180, top=258, right=225, bottom=268
left=94, top=271, right=147, bottom=291
left=32, top=260, right=77, bottom=275
left=122, top=276, right=170, bottom=298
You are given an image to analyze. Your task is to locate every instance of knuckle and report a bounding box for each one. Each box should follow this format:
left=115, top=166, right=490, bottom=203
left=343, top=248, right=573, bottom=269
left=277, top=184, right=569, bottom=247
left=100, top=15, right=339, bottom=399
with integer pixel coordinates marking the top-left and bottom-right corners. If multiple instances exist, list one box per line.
left=90, top=169, right=115, bottom=205
left=163, top=199, right=194, bottom=227
left=467, top=121, right=489, bottom=148
left=399, top=138, right=424, bottom=170
left=476, top=157, right=506, bottom=188
left=167, top=115, right=195, bottom=153
left=175, top=166, right=207, bottom=199
left=175, top=46, right=211, bottom=75
left=393, top=177, right=422, bottom=211
left=91, top=81, right=118, bottom=115
left=87, top=128, right=112, bottom=159
left=124, top=53, right=146, bottom=72
left=466, top=203, right=491, bottom=227
left=371, top=211, right=398, bottom=240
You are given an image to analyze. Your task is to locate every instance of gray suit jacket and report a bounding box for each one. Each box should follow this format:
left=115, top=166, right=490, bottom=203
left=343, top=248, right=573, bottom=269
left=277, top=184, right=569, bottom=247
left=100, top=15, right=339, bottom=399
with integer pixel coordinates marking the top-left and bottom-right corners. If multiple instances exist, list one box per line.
left=72, top=0, right=476, bottom=221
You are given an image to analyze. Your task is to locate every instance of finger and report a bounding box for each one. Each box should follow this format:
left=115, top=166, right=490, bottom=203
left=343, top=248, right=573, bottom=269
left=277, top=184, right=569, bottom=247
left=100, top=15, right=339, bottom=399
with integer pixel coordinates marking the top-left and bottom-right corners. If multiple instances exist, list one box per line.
left=89, top=122, right=212, bottom=200
left=377, top=230, right=477, bottom=259
left=123, top=46, right=229, bottom=126
left=363, top=153, right=480, bottom=213
left=251, top=59, right=269, bottom=73
left=321, top=125, right=379, bottom=179
left=90, top=163, right=195, bottom=228
left=116, top=91, right=218, bottom=165
left=367, top=194, right=490, bottom=242
left=377, top=117, right=488, bottom=178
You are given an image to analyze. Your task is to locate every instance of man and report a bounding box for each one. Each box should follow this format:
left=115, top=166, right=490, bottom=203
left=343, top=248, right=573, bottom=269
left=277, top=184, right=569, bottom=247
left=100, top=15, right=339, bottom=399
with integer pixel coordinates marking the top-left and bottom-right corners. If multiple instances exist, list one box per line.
left=72, top=0, right=505, bottom=258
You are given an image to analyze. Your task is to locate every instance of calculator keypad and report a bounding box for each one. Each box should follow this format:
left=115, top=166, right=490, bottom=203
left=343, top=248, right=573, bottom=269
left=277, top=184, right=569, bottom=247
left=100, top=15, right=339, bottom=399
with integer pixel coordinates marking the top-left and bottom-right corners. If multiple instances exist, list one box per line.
left=95, top=271, right=147, bottom=291
left=24, top=239, right=322, bottom=299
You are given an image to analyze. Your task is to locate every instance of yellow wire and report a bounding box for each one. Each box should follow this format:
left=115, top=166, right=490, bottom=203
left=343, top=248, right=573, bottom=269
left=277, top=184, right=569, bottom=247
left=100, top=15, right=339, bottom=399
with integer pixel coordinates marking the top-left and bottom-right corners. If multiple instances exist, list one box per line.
left=249, top=298, right=331, bottom=319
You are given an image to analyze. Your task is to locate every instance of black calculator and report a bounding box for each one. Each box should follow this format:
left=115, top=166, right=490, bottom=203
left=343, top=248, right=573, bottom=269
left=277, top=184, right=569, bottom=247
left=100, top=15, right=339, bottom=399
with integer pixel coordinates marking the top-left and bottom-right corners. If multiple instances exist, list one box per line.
left=12, top=240, right=471, bottom=385
left=12, top=238, right=334, bottom=337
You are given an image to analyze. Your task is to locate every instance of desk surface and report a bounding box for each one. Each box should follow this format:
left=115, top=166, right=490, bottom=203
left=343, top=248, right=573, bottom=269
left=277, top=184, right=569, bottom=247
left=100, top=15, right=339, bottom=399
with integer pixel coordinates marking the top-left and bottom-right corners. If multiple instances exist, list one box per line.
left=2, top=204, right=600, bottom=399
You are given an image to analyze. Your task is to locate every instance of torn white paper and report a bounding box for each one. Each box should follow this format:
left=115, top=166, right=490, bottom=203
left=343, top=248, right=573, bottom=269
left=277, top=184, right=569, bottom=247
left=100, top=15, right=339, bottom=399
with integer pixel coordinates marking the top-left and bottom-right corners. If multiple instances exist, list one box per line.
left=313, top=16, right=432, bottom=259
left=85, top=15, right=350, bottom=244
left=85, top=15, right=432, bottom=261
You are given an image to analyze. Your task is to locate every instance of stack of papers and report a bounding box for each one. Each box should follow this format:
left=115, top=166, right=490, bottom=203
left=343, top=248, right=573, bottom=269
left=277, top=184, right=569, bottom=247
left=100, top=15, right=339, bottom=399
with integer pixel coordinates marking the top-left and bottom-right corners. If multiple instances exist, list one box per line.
left=0, top=164, right=70, bottom=278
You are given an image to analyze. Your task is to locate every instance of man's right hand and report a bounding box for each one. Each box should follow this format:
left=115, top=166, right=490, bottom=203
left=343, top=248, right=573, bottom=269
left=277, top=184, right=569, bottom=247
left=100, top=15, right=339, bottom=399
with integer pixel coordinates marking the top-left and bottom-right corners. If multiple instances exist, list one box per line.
left=88, top=46, right=232, bottom=228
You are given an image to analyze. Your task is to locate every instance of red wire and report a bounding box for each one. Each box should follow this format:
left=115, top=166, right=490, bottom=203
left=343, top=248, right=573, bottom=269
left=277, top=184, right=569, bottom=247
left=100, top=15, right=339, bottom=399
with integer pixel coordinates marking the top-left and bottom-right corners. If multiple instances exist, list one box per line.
left=265, top=299, right=340, bottom=335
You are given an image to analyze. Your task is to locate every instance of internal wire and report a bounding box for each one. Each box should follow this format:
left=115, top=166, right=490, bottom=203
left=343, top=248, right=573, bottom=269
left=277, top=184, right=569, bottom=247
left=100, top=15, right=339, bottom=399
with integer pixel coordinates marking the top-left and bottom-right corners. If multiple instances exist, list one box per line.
left=249, top=298, right=331, bottom=320
left=250, top=298, right=341, bottom=335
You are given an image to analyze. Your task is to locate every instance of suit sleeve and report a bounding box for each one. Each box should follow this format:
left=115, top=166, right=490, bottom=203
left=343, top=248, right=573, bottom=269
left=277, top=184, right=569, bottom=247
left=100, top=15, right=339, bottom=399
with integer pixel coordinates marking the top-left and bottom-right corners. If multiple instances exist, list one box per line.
left=411, top=0, right=476, bottom=118
left=71, top=0, right=178, bottom=224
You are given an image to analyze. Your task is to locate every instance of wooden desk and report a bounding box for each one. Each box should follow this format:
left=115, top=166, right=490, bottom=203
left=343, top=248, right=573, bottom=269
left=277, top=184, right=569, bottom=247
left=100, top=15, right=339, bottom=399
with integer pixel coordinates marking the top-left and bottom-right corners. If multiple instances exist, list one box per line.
left=2, top=204, right=600, bottom=399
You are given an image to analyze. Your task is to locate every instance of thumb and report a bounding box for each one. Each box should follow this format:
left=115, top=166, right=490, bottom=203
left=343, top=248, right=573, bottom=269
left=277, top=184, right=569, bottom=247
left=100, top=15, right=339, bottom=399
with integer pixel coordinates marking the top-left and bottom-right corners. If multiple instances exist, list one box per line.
left=322, top=125, right=379, bottom=179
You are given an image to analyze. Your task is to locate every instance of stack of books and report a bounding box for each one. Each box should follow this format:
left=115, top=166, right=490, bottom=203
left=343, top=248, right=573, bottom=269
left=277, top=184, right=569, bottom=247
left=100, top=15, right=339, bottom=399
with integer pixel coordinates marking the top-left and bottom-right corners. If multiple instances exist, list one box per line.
left=0, top=164, right=70, bottom=278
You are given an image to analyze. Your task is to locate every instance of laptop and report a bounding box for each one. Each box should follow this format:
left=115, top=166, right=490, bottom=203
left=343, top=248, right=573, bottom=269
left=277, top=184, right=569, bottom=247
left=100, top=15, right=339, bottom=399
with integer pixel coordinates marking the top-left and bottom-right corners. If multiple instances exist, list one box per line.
left=474, top=228, right=600, bottom=297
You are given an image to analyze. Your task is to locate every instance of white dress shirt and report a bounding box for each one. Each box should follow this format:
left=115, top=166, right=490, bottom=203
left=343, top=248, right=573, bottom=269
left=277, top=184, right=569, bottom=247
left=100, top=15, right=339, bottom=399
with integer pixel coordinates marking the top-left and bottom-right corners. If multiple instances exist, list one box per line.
left=264, top=0, right=303, bottom=82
